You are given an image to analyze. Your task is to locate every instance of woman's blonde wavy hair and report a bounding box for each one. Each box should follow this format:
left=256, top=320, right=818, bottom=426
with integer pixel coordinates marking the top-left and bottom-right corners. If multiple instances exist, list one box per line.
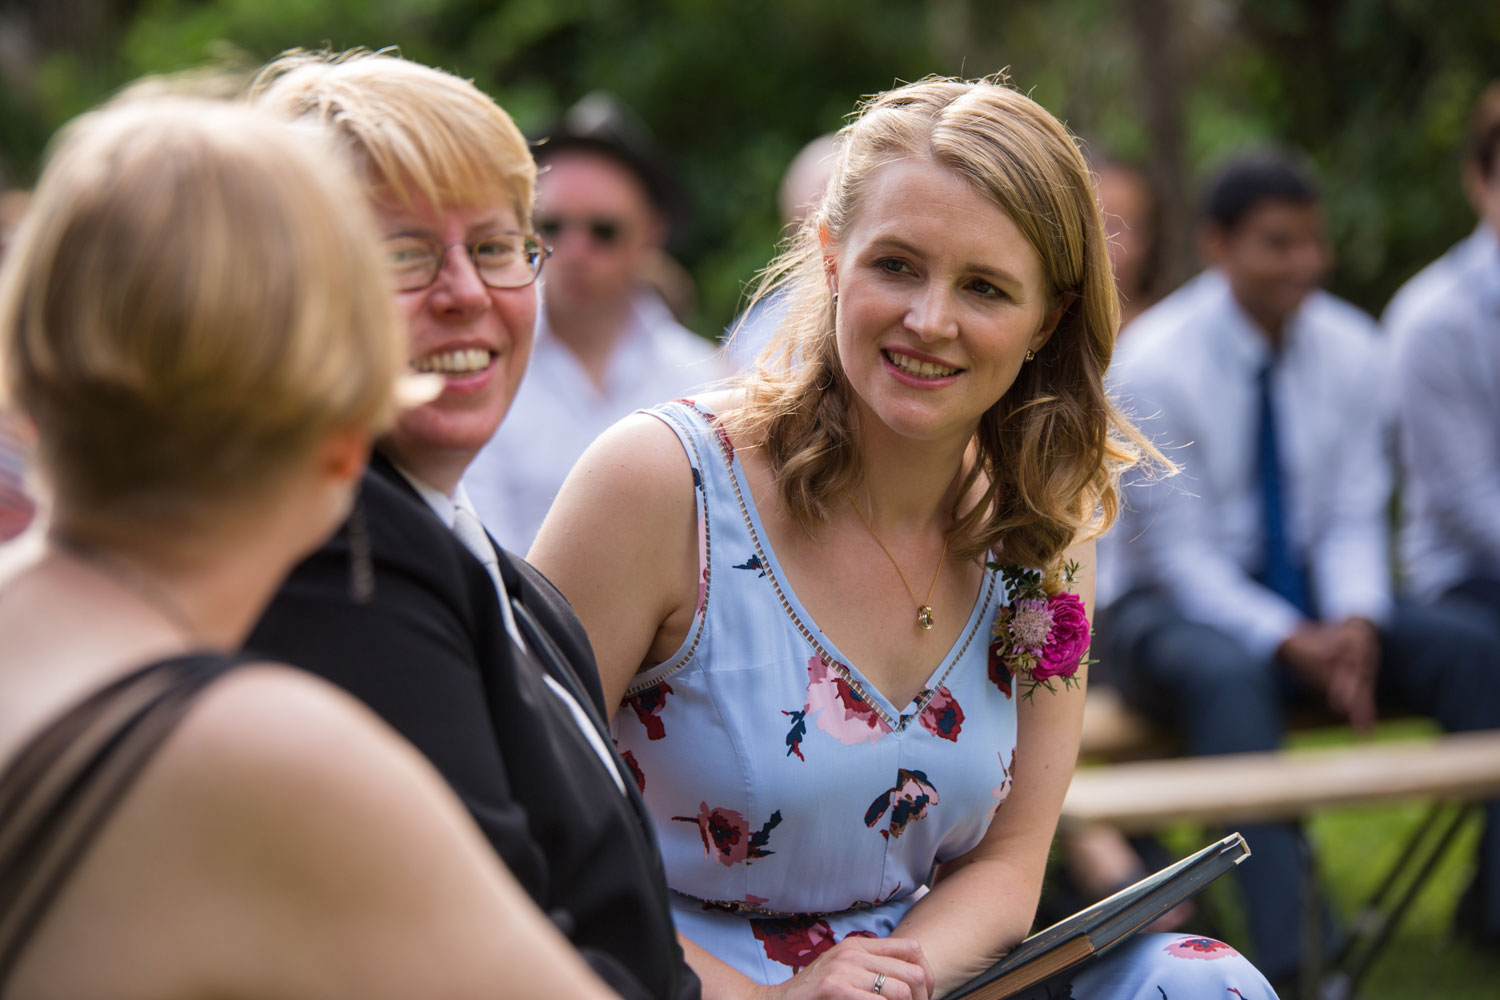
left=0, top=96, right=405, bottom=536
left=727, top=75, right=1160, bottom=568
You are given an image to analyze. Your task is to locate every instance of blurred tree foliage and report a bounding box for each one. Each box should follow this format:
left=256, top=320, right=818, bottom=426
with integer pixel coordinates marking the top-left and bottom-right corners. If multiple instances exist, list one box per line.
left=0, top=0, right=1495, bottom=332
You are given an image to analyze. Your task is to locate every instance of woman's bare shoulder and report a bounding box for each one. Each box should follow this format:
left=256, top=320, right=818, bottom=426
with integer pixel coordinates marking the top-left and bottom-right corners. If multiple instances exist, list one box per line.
left=546, top=387, right=745, bottom=519
left=30, top=663, right=613, bottom=998
left=143, top=663, right=473, bottom=864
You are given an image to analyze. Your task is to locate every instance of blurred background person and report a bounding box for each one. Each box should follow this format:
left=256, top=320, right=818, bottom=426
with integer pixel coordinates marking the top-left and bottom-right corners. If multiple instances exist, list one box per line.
left=1094, top=157, right=1163, bottom=333
left=1045, top=154, right=1178, bottom=930
left=0, top=188, right=35, bottom=542
left=0, top=96, right=614, bottom=1000
left=0, top=410, right=32, bottom=543
left=246, top=51, right=699, bottom=1000
left=1102, top=150, right=1500, bottom=988
left=1386, top=79, right=1500, bottom=635
left=464, top=93, right=725, bottom=553
left=722, top=132, right=839, bottom=372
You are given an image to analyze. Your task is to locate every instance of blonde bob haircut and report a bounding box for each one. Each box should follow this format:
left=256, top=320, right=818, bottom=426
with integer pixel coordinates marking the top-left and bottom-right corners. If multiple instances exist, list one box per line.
left=730, top=75, right=1156, bottom=569
left=248, top=48, right=535, bottom=223
left=0, top=96, right=405, bottom=535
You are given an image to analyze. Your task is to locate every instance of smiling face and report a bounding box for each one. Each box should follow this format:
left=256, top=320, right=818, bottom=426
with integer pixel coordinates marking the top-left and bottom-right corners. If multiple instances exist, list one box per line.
left=827, top=157, right=1062, bottom=449
left=1206, top=197, right=1329, bottom=338
left=373, top=189, right=537, bottom=491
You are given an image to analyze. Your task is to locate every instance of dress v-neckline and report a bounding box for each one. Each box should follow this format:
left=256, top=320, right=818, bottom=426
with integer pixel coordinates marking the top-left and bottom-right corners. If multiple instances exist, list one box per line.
left=690, top=403, right=997, bottom=729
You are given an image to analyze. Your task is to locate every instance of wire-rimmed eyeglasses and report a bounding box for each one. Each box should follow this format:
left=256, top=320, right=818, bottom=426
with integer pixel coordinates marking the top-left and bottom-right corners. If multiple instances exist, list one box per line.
left=383, top=232, right=552, bottom=292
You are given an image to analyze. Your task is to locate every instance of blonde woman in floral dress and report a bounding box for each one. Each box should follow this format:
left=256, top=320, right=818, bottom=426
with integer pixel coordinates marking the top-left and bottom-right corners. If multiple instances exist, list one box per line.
left=531, top=77, right=1277, bottom=1000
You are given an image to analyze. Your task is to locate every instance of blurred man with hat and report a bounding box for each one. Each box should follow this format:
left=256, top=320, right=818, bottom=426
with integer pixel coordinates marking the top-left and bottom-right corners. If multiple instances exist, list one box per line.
left=465, top=94, right=725, bottom=552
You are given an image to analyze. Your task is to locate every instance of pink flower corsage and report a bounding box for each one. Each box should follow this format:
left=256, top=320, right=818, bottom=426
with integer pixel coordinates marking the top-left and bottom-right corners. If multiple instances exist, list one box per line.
left=987, top=558, right=1093, bottom=701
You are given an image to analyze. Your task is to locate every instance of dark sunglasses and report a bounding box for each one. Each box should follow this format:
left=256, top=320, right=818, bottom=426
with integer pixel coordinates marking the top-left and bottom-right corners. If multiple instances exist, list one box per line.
left=535, top=215, right=625, bottom=246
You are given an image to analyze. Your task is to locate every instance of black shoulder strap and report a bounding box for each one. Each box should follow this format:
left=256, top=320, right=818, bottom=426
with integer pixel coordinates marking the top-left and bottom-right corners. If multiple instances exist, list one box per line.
left=0, top=652, right=254, bottom=988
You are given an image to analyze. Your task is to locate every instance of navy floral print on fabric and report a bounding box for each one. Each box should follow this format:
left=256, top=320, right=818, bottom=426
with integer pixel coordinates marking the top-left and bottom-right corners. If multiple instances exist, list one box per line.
left=733, top=553, right=767, bottom=576
left=674, top=802, right=783, bottom=866
left=917, top=685, right=964, bottom=741
left=864, top=768, right=939, bottom=840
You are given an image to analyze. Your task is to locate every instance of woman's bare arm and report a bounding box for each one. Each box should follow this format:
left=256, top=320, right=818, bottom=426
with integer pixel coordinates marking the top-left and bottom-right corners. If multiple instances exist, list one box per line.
left=528, top=412, right=702, bottom=718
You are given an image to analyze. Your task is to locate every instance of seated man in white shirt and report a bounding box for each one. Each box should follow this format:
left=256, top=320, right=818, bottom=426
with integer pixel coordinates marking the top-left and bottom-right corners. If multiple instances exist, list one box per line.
left=464, top=95, right=724, bottom=552
left=1100, top=152, right=1500, bottom=983
left=1386, top=79, right=1500, bottom=628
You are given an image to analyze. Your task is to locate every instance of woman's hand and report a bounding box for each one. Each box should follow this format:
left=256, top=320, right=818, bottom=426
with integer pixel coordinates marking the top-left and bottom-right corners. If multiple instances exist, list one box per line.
left=756, top=936, right=935, bottom=1000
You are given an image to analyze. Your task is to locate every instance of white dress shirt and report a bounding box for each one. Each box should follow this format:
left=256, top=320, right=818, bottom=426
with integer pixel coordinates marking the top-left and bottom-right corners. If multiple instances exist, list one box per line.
left=1100, top=270, right=1394, bottom=660
left=464, top=288, right=727, bottom=554
left=1384, top=224, right=1500, bottom=599
left=399, top=469, right=626, bottom=794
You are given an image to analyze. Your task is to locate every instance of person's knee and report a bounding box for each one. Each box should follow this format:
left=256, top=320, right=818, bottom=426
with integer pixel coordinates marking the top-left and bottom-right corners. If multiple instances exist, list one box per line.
left=1384, top=600, right=1500, bottom=728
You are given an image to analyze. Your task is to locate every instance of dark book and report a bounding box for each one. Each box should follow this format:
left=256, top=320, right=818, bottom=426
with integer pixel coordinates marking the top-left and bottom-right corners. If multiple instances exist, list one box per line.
left=948, top=832, right=1251, bottom=1000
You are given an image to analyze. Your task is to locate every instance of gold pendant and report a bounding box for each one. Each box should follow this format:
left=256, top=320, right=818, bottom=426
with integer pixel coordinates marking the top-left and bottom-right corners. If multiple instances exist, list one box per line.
left=917, top=605, right=934, bottom=630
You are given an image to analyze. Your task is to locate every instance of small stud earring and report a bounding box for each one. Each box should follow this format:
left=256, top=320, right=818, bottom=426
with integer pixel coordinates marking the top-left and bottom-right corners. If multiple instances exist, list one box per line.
left=1024, top=349, right=1036, bottom=362
left=832, top=291, right=839, bottom=304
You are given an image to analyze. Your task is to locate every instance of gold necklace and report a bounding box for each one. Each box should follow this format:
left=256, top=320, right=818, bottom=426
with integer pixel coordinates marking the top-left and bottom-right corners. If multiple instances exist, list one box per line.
left=842, top=488, right=952, bottom=631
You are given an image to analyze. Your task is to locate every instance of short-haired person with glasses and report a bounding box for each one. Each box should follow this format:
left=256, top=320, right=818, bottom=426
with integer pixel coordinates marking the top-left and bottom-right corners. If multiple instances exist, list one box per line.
left=463, top=93, right=726, bottom=554
left=0, top=94, right=617, bottom=1000
left=244, top=50, right=699, bottom=1000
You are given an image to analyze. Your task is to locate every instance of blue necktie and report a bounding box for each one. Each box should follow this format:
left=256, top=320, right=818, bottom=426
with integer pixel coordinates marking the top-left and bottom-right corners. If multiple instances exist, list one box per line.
left=1257, top=363, right=1312, bottom=616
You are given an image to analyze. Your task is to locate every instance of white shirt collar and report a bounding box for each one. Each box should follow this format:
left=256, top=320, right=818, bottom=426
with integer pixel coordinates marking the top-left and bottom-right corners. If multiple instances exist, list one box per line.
left=393, top=462, right=484, bottom=531
left=1208, top=268, right=1301, bottom=369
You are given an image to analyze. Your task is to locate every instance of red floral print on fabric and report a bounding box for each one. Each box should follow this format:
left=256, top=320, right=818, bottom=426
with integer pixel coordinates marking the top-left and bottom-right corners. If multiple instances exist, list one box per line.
left=986, top=638, right=1014, bottom=699
left=672, top=802, right=783, bottom=866
left=623, top=680, right=673, bottom=740
left=992, top=748, right=1015, bottom=804
left=803, top=654, right=892, bottom=746
left=711, top=416, right=736, bottom=462
left=750, top=915, right=835, bottom=972
left=621, top=749, right=645, bottom=793
left=864, top=768, right=939, bottom=841
left=917, top=685, right=964, bottom=741
left=1163, top=936, right=1241, bottom=960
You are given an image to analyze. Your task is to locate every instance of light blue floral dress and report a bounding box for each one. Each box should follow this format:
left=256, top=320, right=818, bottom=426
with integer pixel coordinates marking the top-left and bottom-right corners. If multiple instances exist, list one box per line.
left=612, top=400, right=1276, bottom=998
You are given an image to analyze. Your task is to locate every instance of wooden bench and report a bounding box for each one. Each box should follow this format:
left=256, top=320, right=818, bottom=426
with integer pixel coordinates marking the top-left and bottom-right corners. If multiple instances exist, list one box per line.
left=1065, top=728, right=1500, bottom=835
left=1064, top=699, right=1500, bottom=999
left=1079, top=686, right=1177, bottom=761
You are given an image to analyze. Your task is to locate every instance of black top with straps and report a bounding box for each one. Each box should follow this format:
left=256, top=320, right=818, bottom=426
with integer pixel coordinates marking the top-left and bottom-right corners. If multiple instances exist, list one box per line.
left=0, top=651, right=254, bottom=991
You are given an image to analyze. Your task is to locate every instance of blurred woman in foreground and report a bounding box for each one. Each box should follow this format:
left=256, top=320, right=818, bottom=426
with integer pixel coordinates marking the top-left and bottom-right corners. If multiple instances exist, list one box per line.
left=0, top=97, right=614, bottom=999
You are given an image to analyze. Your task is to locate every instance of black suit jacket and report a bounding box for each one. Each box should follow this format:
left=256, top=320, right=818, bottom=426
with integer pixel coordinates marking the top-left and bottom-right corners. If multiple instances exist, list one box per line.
left=248, top=453, right=696, bottom=1000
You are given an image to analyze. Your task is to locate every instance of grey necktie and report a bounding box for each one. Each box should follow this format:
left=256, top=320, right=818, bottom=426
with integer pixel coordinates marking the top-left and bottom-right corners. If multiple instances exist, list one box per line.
left=452, top=504, right=624, bottom=792
left=451, top=505, right=527, bottom=650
